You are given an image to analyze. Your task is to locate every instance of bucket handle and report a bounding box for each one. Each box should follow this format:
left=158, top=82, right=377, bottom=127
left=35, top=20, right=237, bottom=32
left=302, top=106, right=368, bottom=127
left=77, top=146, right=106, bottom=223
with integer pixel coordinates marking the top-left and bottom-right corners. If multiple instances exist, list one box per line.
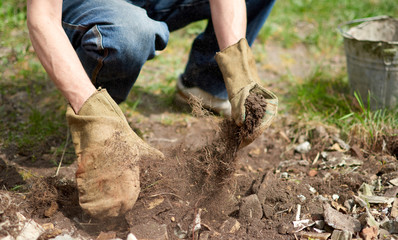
left=338, top=15, right=392, bottom=38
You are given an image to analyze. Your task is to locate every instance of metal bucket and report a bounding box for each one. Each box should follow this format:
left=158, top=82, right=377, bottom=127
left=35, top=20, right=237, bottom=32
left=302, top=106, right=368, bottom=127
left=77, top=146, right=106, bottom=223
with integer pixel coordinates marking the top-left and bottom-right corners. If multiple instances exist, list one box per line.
left=339, top=16, right=398, bottom=110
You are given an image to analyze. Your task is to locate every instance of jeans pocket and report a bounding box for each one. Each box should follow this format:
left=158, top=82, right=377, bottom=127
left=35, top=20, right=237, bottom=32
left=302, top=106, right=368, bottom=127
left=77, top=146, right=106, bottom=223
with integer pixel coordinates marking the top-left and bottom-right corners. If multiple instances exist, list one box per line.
left=62, top=22, right=89, bottom=48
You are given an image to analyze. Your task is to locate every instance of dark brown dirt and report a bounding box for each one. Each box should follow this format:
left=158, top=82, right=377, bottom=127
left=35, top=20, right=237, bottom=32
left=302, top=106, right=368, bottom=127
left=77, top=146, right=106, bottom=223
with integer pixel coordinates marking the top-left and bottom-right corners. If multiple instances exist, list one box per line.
left=240, top=92, right=267, bottom=138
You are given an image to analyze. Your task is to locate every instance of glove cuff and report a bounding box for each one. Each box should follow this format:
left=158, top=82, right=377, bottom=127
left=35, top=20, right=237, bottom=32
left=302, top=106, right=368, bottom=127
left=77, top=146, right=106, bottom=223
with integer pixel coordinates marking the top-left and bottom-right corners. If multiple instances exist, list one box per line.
left=215, top=38, right=259, bottom=100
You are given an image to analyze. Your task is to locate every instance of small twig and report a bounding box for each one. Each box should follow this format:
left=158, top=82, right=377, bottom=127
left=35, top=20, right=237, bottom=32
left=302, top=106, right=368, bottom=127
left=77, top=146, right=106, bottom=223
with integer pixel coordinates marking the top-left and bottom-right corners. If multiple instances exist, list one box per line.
left=275, top=209, right=289, bottom=215
left=149, top=138, right=178, bottom=143
left=312, top=152, right=320, bottom=165
left=295, top=204, right=301, bottom=221
left=55, top=127, right=70, bottom=176
left=148, top=192, right=182, bottom=199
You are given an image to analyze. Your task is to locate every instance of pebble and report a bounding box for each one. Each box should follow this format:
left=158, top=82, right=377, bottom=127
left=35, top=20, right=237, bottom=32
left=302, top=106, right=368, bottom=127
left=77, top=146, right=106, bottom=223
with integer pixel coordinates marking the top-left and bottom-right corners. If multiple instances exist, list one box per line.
left=360, top=226, right=378, bottom=240
left=297, top=194, right=306, bottom=202
left=323, top=203, right=361, bottom=234
left=295, top=141, right=311, bottom=153
left=280, top=172, right=289, bottom=179
left=308, top=169, right=317, bottom=177
left=391, top=199, right=398, bottom=218
left=130, top=221, right=168, bottom=240
left=220, top=218, right=241, bottom=234
left=381, top=220, right=398, bottom=234
left=277, top=224, right=290, bottom=235
left=332, top=194, right=340, bottom=201
left=239, top=194, right=263, bottom=222
left=330, top=230, right=352, bottom=240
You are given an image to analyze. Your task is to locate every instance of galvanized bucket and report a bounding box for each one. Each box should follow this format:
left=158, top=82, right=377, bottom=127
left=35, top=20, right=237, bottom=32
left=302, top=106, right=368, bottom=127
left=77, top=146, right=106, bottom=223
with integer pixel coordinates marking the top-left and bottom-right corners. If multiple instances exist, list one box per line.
left=339, top=16, right=398, bottom=110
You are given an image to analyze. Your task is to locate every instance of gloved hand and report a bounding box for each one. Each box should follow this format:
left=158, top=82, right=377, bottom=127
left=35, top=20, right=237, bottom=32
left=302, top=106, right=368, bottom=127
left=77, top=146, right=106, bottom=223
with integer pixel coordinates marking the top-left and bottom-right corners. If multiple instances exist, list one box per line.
left=215, top=38, right=278, bottom=148
left=66, top=88, right=164, bottom=219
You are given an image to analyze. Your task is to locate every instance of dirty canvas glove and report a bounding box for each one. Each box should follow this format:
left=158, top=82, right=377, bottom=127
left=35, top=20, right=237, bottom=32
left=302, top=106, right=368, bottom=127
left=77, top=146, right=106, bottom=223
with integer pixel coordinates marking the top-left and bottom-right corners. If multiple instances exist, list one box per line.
left=66, top=88, right=164, bottom=219
left=215, top=38, right=278, bottom=148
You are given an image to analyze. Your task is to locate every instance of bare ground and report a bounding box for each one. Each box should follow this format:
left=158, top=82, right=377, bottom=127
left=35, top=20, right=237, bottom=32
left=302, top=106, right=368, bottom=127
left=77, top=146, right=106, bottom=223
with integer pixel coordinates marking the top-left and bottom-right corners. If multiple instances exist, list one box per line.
left=0, top=42, right=397, bottom=240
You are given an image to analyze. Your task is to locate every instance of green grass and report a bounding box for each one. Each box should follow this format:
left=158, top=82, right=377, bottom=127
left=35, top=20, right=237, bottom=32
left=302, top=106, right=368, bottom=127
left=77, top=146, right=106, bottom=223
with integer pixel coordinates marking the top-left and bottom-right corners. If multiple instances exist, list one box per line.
left=0, top=0, right=68, bottom=160
left=259, top=0, right=397, bottom=51
left=288, top=66, right=398, bottom=146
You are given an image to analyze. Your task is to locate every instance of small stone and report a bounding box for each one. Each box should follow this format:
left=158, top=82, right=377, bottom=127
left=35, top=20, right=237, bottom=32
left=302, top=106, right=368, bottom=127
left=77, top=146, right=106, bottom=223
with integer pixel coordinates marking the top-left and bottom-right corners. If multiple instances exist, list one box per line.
left=277, top=224, right=290, bottom=235
left=300, top=232, right=331, bottom=240
left=381, top=221, right=398, bottom=234
left=248, top=148, right=261, bottom=157
left=130, top=221, right=168, bottom=240
left=280, top=172, right=289, bottom=179
left=220, top=218, right=241, bottom=234
left=321, top=151, right=328, bottom=159
left=391, top=199, right=398, bottom=218
left=308, top=169, right=317, bottom=177
left=389, top=178, right=398, bottom=186
left=332, top=194, right=340, bottom=201
left=199, top=231, right=209, bottom=240
left=127, top=233, right=138, bottom=240
left=308, top=185, right=317, bottom=194
left=42, top=223, right=54, bottom=230
left=384, top=186, right=398, bottom=198
left=330, top=230, right=352, bottom=240
left=378, top=229, right=391, bottom=240
left=323, top=204, right=361, bottom=234
left=332, top=136, right=350, bottom=151
left=360, top=226, right=378, bottom=240
left=239, top=194, right=263, bottom=222
left=297, top=194, right=306, bottom=202
left=170, top=217, right=175, bottom=222
left=344, top=199, right=355, bottom=213
left=330, top=143, right=346, bottom=152
left=295, top=141, right=311, bottom=153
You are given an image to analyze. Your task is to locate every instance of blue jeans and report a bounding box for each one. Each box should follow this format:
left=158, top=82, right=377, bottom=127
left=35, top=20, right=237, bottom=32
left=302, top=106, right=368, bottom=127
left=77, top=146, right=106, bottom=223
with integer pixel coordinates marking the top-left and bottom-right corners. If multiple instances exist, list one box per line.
left=62, top=0, right=276, bottom=103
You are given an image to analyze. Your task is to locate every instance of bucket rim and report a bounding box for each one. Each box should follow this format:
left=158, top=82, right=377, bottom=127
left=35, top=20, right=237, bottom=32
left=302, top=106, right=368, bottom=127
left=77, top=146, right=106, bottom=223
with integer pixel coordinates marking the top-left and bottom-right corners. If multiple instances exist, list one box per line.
left=338, top=15, right=398, bottom=44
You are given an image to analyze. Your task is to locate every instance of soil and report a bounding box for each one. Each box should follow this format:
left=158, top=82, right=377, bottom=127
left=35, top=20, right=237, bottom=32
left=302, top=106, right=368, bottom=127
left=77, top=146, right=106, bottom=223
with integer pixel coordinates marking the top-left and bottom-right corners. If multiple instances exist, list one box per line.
left=0, top=45, right=397, bottom=240
left=1, top=99, right=397, bottom=240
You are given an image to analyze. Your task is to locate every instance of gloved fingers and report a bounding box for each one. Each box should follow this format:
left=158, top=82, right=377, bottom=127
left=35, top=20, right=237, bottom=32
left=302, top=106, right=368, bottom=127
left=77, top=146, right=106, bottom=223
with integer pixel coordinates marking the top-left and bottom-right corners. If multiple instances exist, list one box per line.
left=229, top=83, right=256, bottom=126
left=238, top=85, right=278, bottom=149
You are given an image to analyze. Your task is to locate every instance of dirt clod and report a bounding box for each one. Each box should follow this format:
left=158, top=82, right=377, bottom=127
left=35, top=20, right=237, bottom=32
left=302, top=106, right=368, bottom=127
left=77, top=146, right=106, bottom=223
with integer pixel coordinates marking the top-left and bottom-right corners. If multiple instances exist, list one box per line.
left=240, top=92, right=267, bottom=139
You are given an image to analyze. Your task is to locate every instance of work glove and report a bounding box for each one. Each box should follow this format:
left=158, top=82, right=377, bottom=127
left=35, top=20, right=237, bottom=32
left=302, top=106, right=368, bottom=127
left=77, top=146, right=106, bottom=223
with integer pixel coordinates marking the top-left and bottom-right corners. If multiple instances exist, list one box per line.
left=66, top=88, right=164, bottom=219
left=215, top=38, right=278, bottom=148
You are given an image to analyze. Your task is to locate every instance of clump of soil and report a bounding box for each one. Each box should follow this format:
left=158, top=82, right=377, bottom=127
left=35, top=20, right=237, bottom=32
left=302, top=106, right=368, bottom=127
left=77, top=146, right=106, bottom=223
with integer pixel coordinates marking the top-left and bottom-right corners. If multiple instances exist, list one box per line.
left=239, top=92, right=267, bottom=139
